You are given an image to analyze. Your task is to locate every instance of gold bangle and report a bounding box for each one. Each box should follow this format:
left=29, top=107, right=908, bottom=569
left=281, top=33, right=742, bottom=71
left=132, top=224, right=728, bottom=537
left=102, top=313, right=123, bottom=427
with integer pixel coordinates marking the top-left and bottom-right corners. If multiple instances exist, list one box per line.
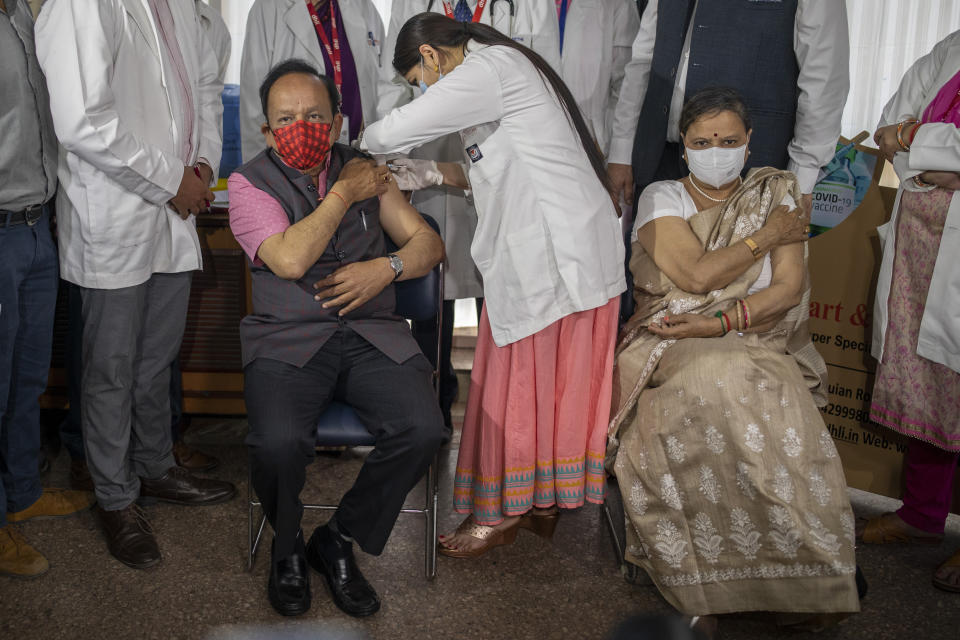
left=913, top=174, right=933, bottom=188
left=743, top=237, right=762, bottom=260
left=897, top=119, right=918, bottom=152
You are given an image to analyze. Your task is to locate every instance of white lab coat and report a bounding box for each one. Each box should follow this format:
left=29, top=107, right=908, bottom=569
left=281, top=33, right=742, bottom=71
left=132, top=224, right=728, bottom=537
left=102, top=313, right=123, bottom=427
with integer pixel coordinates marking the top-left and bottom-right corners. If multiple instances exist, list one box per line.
left=559, top=0, right=639, bottom=156
left=872, top=29, right=960, bottom=374
left=35, top=0, right=223, bottom=290
left=196, top=0, right=232, bottom=82
left=377, top=0, right=560, bottom=300
left=364, top=41, right=626, bottom=346
left=240, top=0, right=386, bottom=160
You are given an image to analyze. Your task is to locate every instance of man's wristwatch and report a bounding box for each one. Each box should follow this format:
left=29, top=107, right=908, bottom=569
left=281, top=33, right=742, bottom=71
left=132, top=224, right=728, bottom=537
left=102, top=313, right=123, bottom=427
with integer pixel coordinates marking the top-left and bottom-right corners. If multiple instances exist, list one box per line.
left=386, top=253, right=403, bottom=280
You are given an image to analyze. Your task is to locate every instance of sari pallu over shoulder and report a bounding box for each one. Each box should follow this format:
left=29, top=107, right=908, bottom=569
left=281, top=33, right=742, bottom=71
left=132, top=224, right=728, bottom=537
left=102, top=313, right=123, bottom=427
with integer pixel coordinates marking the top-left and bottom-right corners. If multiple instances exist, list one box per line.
left=608, top=168, right=827, bottom=449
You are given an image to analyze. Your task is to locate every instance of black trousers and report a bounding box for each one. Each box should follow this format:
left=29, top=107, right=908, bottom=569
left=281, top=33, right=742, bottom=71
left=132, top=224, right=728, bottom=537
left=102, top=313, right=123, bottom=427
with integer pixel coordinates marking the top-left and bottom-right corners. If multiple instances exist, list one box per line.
left=244, top=328, right=447, bottom=560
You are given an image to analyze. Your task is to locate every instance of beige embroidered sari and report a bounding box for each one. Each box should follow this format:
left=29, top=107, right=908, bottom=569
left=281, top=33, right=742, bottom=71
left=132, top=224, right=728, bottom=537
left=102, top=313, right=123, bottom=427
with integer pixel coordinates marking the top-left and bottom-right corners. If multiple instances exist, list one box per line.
left=609, top=168, right=860, bottom=617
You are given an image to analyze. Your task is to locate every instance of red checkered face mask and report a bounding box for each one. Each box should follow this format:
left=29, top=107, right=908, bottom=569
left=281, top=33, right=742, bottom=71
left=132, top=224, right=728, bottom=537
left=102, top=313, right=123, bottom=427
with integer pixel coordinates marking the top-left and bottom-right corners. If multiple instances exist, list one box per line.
left=271, top=120, right=333, bottom=171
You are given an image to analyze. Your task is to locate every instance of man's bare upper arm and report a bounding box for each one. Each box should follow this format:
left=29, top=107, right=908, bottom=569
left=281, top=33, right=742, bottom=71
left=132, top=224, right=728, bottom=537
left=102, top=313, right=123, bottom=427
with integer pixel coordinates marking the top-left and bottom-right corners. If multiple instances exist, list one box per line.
left=378, top=180, right=434, bottom=248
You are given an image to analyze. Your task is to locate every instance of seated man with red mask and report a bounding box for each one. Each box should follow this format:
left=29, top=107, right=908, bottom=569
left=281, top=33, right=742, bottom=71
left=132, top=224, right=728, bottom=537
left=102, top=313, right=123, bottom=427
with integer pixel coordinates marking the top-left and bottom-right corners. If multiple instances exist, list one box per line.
left=228, top=59, right=446, bottom=618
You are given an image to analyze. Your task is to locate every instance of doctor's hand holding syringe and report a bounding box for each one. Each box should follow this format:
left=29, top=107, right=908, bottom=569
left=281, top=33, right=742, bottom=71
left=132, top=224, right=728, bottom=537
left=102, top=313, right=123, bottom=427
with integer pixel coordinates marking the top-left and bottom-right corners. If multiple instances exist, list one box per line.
left=383, top=157, right=471, bottom=191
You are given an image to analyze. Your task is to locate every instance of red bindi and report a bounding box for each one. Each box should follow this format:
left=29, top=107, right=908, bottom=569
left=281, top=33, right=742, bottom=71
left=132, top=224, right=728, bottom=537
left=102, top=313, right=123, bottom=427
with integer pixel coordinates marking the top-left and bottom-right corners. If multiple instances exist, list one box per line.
left=713, top=133, right=718, bottom=137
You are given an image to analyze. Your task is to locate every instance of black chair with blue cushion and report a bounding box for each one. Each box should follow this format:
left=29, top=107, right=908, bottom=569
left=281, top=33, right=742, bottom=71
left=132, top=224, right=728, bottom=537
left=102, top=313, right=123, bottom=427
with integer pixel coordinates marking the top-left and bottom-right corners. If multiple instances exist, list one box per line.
left=248, top=215, right=445, bottom=579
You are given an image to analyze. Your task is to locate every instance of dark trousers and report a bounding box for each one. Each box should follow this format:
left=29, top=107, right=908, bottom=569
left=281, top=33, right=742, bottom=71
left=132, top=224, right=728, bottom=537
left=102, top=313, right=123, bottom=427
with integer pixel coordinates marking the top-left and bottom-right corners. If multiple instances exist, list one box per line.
left=244, top=328, right=447, bottom=560
left=59, top=281, right=186, bottom=462
left=79, top=273, right=189, bottom=510
left=411, top=298, right=482, bottom=427
left=0, top=209, right=58, bottom=526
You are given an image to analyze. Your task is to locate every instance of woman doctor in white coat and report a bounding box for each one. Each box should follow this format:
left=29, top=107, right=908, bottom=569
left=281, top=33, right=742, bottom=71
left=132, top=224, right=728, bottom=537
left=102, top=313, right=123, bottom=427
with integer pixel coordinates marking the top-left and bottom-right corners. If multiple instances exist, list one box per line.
left=364, top=13, right=625, bottom=557
left=857, top=29, right=960, bottom=594
left=377, top=0, right=561, bottom=428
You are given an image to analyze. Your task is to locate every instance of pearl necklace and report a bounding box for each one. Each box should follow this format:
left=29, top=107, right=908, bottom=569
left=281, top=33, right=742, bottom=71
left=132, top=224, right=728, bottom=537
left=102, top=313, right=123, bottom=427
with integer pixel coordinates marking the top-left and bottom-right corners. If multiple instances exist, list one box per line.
left=688, top=175, right=742, bottom=203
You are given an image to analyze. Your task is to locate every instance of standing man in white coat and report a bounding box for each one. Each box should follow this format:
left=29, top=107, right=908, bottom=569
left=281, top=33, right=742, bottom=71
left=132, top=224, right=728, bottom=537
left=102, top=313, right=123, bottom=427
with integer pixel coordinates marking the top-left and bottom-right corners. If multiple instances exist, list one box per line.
left=558, top=0, right=640, bottom=157
left=35, top=0, right=236, bottom=570
left=240, top=0, right=387, bottom=161
left=378, top=0, right=559, bottom=427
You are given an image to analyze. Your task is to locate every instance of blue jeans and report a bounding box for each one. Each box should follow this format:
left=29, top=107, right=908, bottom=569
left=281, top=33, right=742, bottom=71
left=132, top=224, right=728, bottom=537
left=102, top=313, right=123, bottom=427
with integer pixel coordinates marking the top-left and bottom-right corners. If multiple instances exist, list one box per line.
left=0, top=208, right=58, bottom=526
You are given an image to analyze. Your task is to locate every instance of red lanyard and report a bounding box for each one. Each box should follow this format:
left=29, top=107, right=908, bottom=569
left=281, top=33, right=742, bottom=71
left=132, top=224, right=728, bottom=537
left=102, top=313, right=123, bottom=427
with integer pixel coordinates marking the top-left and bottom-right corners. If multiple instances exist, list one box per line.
left=306, top=0, right=343, bottom=97
left=441, top=0, right=488, bottom=22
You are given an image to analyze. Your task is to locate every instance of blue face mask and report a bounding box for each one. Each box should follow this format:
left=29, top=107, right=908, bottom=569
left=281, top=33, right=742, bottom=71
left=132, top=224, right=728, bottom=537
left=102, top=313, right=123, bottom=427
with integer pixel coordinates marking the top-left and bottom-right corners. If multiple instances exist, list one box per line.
left=418, top=59, right=443, bottom=95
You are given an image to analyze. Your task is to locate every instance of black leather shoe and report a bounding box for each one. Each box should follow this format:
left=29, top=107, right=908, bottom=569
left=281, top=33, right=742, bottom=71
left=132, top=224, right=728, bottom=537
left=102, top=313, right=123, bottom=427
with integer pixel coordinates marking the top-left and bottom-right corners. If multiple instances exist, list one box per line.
left=139, top=466, right=235, bottom=506
left=306, top=525, right=380, bottom=617
left=269, top=543, right=311, bottom=617
left=97, top=504, right=161, bottom=569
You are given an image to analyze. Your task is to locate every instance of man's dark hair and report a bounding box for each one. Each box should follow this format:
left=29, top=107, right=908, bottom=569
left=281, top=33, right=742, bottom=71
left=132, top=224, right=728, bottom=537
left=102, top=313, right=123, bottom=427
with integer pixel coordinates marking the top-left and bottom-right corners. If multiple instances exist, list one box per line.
left=679, top=86, right=752, bottom=136
left=258, top=59, right=341, bottom=120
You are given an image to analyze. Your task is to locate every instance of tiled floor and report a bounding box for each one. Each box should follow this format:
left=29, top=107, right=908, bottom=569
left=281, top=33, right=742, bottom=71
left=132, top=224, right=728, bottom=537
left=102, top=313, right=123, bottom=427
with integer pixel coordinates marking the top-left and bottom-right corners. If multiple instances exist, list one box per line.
left=1, top=417, right=958, bottom=640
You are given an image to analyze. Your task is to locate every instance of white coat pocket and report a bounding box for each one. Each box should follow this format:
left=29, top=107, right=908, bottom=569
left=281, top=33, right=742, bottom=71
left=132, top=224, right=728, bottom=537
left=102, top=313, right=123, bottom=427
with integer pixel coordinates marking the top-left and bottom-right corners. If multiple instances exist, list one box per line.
left=504, top=220, right=558, bottom=304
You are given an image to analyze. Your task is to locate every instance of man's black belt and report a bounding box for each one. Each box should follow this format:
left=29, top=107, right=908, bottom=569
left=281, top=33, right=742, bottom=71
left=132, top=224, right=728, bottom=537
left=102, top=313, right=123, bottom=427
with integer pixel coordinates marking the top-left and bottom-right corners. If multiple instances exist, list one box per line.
left=0, top=201, right=52, bottom=228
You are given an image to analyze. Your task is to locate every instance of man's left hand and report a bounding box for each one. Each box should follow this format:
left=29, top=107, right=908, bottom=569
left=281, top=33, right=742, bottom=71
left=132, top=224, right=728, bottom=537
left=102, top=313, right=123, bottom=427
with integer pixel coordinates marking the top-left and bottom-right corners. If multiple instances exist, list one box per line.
left=313, top=258, right=396, bottom=316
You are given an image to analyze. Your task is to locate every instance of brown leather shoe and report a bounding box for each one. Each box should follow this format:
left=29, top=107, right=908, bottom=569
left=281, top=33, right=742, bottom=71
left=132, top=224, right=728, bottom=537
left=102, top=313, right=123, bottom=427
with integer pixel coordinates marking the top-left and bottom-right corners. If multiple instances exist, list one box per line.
left=172, top=439, right=220, bottom=472
left=69, top=459, right=95, bottom=492
left=0, top=526, right=49, bottom=579
left=6, top=488, right=94, bottom=523
left=97, top=504, right=161, bottom=569
left=139, top=466, right=235, bottom=506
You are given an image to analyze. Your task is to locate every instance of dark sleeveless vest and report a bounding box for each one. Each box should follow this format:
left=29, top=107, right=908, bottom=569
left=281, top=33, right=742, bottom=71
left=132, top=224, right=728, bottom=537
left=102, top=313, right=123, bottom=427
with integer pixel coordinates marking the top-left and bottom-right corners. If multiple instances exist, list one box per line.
left=236, top=144, right=421, bottom=368
left=631, top=0, right=800, bottom=191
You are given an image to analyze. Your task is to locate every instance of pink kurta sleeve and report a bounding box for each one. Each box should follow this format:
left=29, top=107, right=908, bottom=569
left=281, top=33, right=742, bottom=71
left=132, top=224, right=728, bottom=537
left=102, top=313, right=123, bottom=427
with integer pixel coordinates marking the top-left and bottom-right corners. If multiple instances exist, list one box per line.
left=227, top=172, right=291, bottom=266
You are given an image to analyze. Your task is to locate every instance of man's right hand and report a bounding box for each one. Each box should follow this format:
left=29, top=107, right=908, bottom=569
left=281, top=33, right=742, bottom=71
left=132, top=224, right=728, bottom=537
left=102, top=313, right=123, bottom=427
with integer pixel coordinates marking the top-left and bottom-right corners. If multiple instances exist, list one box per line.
left=333, top=158, right=391, bottom=204
left=170, top=166, right=215, bottom=220
left=608, top=163, right=635, bottom=212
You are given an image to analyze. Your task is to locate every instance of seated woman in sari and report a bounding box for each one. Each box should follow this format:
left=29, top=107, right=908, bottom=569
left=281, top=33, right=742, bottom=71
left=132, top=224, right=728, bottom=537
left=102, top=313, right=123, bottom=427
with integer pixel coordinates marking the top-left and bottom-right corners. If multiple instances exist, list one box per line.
left=609, top=87, right=861, bottom=634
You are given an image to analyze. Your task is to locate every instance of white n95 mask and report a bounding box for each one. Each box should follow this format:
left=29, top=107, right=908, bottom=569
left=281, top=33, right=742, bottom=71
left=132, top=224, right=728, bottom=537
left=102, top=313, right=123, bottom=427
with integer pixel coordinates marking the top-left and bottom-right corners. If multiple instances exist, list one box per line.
left=684, top=144, right=747, bottom=188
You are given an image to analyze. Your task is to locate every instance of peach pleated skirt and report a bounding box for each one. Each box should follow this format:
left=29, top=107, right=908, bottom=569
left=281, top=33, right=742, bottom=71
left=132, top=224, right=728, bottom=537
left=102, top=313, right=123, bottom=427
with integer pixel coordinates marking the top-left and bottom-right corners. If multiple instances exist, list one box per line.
left=453, top=298, right=619, bottom=525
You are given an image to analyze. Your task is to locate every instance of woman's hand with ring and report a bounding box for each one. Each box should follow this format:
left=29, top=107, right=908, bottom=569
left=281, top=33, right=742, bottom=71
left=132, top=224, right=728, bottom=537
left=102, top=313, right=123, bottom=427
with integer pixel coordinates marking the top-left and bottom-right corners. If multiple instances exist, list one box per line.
left=918, top=171, right=960, bottom=191
left=763, top=204, right=810, bottom=246
left=648, top=313, right=722, bottom=339
left=874, top=123, right=903, bottom=163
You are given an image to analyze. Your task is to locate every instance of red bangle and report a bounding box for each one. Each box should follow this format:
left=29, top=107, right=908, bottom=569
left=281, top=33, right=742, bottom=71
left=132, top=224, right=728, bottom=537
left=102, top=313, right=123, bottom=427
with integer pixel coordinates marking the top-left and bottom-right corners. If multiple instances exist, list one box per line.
left=908, top=122, right=921, bottom=146
left=327, top=190, right=348, bottom=208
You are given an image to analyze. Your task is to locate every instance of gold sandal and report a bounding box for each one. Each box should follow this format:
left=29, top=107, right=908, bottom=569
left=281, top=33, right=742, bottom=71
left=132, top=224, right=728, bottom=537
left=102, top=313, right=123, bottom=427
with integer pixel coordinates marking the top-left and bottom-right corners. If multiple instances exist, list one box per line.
left=856, top=512, right=942, bottom=546
left=438, top=516, right=520, bottom=559
left=933, top=548, right=960, bottom=593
